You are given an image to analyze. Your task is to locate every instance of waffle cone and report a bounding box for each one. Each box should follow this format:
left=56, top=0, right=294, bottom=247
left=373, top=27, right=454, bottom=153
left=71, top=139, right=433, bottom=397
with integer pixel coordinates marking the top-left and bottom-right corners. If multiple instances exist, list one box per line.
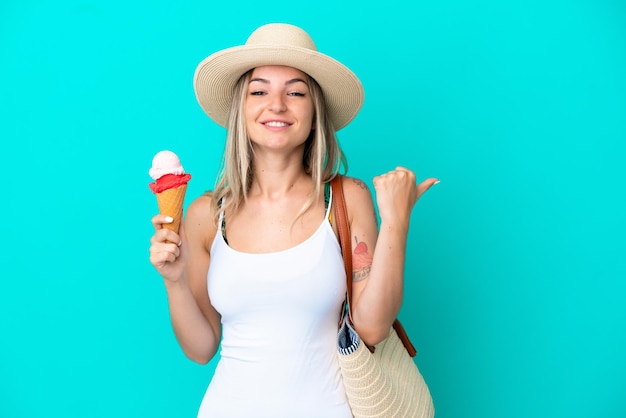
left=155, top=184, right=187, bottom=233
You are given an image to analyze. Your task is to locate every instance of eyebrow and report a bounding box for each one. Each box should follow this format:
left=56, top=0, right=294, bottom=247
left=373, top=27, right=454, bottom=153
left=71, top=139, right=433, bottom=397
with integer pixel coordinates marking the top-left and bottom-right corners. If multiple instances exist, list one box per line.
left=249, top=77, right=308, bottom=86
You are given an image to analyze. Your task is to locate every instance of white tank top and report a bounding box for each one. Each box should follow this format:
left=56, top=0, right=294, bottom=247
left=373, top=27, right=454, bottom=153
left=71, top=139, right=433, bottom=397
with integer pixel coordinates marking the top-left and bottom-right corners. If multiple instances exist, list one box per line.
left=197, top=191, right=352, bottom=418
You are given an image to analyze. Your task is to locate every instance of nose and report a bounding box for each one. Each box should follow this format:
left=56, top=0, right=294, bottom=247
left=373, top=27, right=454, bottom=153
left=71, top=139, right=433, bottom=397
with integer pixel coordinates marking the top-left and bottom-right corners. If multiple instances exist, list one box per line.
left=268, top=92, right=287, bottom=113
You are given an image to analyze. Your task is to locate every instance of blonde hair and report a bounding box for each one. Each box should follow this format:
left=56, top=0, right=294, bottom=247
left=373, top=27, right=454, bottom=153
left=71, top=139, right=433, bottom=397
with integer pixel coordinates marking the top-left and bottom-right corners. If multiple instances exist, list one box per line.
left=210, top=69, right=347, bottom=225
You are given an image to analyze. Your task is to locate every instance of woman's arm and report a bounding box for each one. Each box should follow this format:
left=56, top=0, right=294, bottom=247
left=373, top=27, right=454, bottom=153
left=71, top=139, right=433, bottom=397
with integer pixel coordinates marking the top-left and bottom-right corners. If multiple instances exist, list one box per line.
left=149, top=194, right=222, bottom=364
left=344, top=169, right=438, bottom=346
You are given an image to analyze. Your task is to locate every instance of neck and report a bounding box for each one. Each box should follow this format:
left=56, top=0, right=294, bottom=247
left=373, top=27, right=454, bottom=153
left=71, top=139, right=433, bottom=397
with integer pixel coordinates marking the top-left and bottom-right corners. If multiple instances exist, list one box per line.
left=249, top=161, right=311, bottom=200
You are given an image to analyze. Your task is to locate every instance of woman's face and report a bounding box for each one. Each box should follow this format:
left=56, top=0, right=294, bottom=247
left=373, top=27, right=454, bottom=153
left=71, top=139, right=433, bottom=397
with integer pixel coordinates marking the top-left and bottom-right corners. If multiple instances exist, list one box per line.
left=244, top=65, right=315, bottom=152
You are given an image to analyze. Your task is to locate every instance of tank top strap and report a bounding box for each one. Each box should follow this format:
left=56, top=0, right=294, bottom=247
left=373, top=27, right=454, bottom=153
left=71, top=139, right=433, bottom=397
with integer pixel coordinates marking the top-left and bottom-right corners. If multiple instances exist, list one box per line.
left=217, top=197, right=227, bottom=242
left=324, top=182, right=333, bottom=224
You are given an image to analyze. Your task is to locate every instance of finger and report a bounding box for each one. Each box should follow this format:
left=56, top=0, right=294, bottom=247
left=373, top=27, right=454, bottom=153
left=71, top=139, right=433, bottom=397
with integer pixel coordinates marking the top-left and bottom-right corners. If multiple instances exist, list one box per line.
left=158, top=247, right=178, bottom=264
left=395, top=166, right=416, bottom=177
left=151, top=214, right=174, bottom=230
left=416, top=177, right=440, bottom=197
left=151, top=227, right=181, bottom=248
left=149, top=237, right=180, bottom=254
left=150, top=240, right=181, bottom=263
left=164, top=230, right=182, bottom=246
left=149, top=248, right=175, bottom=266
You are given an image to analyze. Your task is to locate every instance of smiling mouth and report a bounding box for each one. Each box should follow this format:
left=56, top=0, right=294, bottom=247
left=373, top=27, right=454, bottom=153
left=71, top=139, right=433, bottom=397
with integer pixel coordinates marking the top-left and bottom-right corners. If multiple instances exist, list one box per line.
left=263, top=121, right=291, bottom=127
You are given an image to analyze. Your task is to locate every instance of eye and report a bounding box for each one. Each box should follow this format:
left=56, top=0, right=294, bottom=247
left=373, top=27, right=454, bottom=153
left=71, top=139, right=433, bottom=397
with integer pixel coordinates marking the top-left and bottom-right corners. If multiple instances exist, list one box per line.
left=250, top=90, right=265, bottom=96
left=288, top=91, right=306, bottom=97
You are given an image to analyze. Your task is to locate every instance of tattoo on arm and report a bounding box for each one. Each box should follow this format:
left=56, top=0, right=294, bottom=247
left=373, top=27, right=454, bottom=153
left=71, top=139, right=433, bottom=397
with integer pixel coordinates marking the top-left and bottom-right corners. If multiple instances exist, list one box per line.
left=352, top=236, right=373, bottom=282
left=347, top=180, right=374, bottom=281
left=352, top=178, right=368, bottom=190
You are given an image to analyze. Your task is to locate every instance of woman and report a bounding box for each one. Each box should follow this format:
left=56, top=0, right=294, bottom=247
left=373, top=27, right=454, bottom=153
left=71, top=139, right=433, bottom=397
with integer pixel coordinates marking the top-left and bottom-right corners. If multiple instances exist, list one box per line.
left=149, top=23, right=438, bottom=417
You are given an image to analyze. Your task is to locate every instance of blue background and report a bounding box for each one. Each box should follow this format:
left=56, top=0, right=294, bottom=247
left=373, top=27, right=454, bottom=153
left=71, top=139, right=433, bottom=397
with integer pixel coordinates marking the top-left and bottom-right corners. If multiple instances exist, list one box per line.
left=1, top=1, right=625, bottom=417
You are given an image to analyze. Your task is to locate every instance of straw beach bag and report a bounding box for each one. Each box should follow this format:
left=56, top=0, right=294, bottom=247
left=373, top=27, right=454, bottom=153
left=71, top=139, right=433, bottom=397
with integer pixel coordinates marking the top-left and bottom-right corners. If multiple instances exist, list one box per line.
left=331, top=176, right=435, bottom=418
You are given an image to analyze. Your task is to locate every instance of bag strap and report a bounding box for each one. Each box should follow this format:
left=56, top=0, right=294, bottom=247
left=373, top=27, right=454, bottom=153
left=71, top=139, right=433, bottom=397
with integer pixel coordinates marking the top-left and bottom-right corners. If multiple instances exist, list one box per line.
left=331, top=175, right=353, bottom=323
left=330, top=175, right=417, bottom=357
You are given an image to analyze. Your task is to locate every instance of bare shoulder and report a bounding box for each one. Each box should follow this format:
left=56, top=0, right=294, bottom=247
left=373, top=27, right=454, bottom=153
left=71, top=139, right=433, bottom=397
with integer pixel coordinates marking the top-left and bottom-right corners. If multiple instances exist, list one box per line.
left=338, top=176, right=376, bottom=228
left=341, top=176, right=374, bottom=207
left=185, top=192, right=218, bottom=247
left=187, top=192, right=215, bottom=219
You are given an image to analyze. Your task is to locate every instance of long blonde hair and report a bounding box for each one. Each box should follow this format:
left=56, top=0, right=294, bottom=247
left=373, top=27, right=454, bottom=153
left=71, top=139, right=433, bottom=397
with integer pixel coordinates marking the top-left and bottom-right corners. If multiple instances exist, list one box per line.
left=210, top=69, right=347, bottom=225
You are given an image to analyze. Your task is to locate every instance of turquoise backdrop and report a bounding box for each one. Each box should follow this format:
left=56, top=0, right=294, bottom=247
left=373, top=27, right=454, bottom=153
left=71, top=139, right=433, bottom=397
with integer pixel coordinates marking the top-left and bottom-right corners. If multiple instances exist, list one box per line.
left=1, top=1, right=624, bottom=417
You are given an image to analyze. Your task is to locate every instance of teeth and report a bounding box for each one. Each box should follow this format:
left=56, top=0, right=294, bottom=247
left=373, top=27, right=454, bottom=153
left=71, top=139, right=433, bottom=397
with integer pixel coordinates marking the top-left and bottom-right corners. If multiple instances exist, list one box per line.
left=264, top=121, right=289, bottom=127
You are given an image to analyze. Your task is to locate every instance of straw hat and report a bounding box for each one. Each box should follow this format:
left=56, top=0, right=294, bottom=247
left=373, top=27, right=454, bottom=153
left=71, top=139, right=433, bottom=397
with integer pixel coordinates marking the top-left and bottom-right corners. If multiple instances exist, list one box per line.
left=193, top=23, right=364, bottom=131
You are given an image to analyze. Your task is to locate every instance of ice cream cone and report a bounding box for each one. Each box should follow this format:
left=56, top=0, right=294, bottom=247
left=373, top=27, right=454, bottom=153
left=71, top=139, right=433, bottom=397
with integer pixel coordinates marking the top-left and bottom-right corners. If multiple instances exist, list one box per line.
left=149, top=150, right=191, bottom=234
left=155, top=183, right=187, bottom=233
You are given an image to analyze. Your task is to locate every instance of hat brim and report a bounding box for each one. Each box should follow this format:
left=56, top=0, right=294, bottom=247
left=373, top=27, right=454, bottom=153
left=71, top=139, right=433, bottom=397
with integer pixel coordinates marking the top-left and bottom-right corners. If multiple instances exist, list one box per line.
left=193, top=45, right=364, bottom=130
